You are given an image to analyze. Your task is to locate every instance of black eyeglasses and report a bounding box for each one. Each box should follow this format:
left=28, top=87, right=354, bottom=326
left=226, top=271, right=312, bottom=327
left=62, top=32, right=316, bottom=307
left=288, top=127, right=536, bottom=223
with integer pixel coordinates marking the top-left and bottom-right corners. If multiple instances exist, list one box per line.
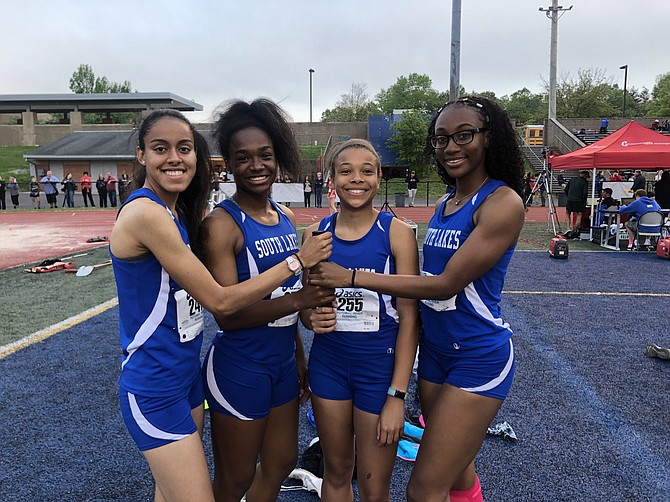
left=429, top=128, right=488, bottom=149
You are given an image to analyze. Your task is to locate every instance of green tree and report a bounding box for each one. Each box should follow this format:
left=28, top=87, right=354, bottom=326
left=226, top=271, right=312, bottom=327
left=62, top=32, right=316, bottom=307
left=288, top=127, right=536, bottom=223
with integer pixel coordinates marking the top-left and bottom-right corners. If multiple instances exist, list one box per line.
left=376, top=73, right=448, bottom=114
left=68, top=64, right=137, bottom=124
left=321, top=82, right=378, bottom=122
left=499, top=88, right=547, bottom=125
left=648, top=72, right=670, bottom=116
left=386, top=110, right=431, bottom=174
left=69, top=64, right=96, bottom=93
left=552, top=68, right=619, bottom=118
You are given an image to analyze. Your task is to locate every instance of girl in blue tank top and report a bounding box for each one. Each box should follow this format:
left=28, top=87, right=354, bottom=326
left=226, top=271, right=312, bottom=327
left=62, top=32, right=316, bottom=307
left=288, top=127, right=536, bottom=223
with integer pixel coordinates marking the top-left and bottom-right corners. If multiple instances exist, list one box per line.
left=302, top=139, right=420, bottom=501
left=198, top=99, right=335, bottom=501
left=308, top=97, right=526, bottom=502
left=109, top=109, right=331, bottom=502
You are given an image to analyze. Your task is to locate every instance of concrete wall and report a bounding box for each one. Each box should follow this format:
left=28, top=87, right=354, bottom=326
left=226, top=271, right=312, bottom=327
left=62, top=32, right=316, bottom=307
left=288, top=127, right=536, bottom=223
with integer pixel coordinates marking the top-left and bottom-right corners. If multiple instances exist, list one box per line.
left=0, top=120, right=369, bottom=148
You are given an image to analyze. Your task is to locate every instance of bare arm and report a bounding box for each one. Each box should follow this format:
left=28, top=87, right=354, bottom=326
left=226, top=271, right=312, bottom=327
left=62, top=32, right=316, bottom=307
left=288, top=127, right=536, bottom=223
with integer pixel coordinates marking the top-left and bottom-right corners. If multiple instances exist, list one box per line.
left=110, top=198, right=332, bottom=318
left=377, top=219, right=420, bottom=446
left=309, top=187, right=524, bottom=300
left=202, top=207, right=335, bottom=331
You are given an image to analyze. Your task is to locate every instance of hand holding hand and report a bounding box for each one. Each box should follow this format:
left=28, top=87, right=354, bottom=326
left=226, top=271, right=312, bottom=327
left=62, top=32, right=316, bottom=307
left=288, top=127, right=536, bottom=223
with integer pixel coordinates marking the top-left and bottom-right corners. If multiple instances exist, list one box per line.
left=296, top=283, right=336, bottom=310
left=296, top=232, right=332, bottom=269
left=308, top=261, right=353, bottom=289
left=309, top=302, right=337, bottom=334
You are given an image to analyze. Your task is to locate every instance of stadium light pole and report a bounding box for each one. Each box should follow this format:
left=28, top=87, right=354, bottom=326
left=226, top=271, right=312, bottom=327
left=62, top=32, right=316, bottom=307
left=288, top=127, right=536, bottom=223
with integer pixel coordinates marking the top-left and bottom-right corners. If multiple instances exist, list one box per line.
left=620, top=64, right=628, bottom=118
left=450, top=0, right=461, bottom=101
left=539, top=1, right=572, bottom=120
left=309, top=68, right=315, bottom=123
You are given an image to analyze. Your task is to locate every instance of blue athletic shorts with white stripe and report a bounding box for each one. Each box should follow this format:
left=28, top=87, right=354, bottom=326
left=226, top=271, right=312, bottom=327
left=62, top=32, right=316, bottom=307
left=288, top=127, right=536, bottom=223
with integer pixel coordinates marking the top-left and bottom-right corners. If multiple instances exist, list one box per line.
left=202, top=344, right=299, bottom=420
left=418, top=338, right=515, bottom=400
left=119, top=374, right=204, bottom=452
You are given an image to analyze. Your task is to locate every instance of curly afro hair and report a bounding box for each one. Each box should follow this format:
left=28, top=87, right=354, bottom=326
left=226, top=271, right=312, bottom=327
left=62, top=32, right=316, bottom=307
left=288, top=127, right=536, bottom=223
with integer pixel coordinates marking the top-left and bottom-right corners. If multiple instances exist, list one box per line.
left=424, top=95, right=524, bottom=197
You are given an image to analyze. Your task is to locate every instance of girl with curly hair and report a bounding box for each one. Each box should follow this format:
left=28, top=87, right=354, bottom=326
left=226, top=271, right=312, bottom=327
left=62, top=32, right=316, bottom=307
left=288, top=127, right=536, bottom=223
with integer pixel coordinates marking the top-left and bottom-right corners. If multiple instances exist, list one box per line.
left=309, top=95, right=525, bottom=502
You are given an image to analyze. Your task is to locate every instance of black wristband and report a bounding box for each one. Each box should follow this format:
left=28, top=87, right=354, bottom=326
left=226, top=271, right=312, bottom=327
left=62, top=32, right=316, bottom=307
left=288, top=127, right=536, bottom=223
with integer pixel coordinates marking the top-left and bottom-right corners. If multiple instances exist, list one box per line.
left=293, top=254, right=304, bottom=270
left=351, top=269, right=357, bottom=288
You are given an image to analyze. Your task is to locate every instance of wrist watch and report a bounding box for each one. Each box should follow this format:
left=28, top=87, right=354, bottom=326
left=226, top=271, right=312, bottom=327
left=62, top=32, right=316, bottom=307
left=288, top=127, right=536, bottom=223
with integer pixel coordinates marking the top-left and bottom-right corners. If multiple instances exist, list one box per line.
left=285, top=255, right=303, bottom=276
left=387, top=387, right=406, bottom=400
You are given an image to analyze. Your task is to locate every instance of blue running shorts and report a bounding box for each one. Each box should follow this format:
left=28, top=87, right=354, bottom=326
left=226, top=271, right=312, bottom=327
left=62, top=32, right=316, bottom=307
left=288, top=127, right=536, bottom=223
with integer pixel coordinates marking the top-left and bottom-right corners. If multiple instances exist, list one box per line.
left=203, top=344, right=298, bottom=420
left=418, top=339, right=515, bottom=400
left=308, top=342, right=395, bottom=415
left=119, top=374, right=204, bottom=451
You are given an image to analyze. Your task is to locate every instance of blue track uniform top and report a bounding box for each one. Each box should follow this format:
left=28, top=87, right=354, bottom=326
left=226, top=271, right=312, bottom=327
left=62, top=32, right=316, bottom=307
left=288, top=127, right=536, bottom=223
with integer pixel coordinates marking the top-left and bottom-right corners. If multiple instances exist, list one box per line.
left=420, top=179, right=514, bottom=356
left=211, top=198, right=301, bottom=363
left=313, top=211, right=399, bottom=358
left=111, top=188, right=204, bottom=396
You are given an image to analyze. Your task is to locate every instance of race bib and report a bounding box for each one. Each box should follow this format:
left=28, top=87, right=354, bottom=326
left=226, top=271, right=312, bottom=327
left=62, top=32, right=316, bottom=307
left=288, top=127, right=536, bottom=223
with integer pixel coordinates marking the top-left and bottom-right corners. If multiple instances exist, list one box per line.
left=334, top=288, right=380, bottom=332
left=420, top=270, right=457, bottom=312
left=268, top=283, right=302, bottom=328
left=174, top=289, right=204, bottom=343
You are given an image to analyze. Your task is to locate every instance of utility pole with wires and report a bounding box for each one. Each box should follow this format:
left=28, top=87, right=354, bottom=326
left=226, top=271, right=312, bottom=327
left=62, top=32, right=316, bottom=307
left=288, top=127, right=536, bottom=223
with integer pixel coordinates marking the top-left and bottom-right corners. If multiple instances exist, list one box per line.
left=539, top=1, right=572, bottom=120
left=450, top=0, right=462, bottom=101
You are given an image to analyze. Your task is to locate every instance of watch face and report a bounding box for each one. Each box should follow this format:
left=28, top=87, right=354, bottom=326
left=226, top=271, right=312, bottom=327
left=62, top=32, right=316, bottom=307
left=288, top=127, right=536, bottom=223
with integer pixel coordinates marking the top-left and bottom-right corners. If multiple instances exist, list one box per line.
left=286, top=256, right=301, bottom=274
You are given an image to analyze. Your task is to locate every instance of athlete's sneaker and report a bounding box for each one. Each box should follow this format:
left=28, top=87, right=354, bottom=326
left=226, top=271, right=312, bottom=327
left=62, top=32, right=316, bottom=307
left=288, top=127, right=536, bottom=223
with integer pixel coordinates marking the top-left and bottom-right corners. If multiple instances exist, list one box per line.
left=645, top=343, right=670, bottom=360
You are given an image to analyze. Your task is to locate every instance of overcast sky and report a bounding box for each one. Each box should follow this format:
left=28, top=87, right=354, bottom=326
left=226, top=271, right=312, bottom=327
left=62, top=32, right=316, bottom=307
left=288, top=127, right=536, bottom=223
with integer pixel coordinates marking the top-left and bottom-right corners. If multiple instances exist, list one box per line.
left=2, top=0, right=668, bottom=123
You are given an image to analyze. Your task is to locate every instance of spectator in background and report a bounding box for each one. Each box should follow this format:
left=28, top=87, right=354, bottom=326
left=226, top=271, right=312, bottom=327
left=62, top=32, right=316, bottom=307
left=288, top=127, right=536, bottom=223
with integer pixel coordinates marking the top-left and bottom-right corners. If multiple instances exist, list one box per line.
left=314, top=170, right=324, bottom=208
left=631, top=170, right=646, bottom=193
left=595, top=171, right=606, bottom=197
left=609, top=170, right=623, bottom=182
left=564, top=170, right=589, bottom=235
left=596, top=187, right=618, bottom=225
left=106, top=172, right=118, bottom=207
left=6, top=177, right=19, bottom=209
left=599, top=117, right=609, bottom=134
left=80, top=171, right=95, bottom=207
left=651, top=119, right=660, bottom=130
left=61, top=173, right=77, bottom=208
left=654, top=170, right=670, bottom=209
left=406, top=169, right=420, bottom=207
left=29, top=176, right=40, bottom=209
left=119, top=172, right=132, bottom=204
left=619, top=189, right=662, bottom=250
left=96, top=173, right=108, bottom=208
left=40, top=170, right=60, bottom=208
left=522, top=172, right=533, bottom=208
left=0, top=176, right=7, bottom=210
left=303, top=174, right=312, bottom=207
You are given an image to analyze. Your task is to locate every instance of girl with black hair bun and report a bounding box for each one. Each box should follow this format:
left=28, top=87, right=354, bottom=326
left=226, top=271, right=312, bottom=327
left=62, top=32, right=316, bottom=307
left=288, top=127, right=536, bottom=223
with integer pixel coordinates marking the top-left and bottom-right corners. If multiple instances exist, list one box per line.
left=308, top=96, right=525, bottom=502
left=109, top=108, right=332, bottom=501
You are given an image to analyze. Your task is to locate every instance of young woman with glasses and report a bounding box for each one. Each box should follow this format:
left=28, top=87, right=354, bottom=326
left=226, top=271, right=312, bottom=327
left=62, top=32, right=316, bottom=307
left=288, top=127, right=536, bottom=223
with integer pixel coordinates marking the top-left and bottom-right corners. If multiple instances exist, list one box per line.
left=308, top=96, right=525, bottom=502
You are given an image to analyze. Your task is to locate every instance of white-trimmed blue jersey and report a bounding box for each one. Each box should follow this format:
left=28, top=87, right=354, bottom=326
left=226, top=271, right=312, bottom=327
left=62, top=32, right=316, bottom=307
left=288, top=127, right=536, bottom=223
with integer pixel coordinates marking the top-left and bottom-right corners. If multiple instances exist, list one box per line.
left=313, top=211, right=399, bottom=358
left=210, top=198, right=301, bottom=363
left=420, top=178, right=514, bottom=356
left=111, top=188, right=204, bottom=396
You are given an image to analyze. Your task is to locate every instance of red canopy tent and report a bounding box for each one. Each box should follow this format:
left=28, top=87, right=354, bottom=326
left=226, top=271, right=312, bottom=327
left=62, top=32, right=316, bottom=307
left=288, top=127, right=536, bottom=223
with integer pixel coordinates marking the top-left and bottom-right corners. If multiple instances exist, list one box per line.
left=550, top=122, right=670, bottom=240
left=551, top=121, right=670, bottom=170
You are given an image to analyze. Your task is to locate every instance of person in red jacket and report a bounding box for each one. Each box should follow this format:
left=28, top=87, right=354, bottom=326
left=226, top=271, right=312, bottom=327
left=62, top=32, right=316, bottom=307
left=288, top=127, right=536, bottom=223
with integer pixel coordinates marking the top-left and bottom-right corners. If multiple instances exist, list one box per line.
left=106, top=172, right=118, bottom=207
left=79, top=171, right=95, bottom=207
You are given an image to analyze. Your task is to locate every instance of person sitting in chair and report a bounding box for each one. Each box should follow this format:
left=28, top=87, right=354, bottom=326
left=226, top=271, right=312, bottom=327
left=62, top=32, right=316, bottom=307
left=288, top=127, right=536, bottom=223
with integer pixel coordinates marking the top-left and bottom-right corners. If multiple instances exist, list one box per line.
left=619, top=189, right=661, bottom=250
left=597, top=187, right=618, bottom=226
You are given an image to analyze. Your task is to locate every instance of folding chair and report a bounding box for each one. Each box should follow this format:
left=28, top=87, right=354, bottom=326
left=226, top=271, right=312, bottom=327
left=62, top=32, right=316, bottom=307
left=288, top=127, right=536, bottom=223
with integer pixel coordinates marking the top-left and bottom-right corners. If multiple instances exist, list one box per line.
left=635, top=211, right=664, bottom=251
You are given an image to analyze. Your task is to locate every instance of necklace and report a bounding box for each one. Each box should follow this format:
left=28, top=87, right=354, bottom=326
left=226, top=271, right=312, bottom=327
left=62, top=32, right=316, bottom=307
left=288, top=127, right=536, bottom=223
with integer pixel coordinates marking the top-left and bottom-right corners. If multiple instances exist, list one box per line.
left=451, top=176, right=489, bottom=206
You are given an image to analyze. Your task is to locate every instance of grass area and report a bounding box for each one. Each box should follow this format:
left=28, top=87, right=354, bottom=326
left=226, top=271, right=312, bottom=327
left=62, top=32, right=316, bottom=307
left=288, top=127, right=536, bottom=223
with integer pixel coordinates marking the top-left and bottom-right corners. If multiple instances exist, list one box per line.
left=0, top=246, right=117, bottom=345
left=299, top=144, right=325, bottom=161
left=0, top=146, right=35, bottom=186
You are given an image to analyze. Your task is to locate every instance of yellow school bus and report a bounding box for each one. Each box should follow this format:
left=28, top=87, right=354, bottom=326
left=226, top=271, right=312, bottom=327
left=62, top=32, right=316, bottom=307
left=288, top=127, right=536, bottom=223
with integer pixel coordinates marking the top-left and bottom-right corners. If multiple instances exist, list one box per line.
left=524, top=125, right=544, bottom=146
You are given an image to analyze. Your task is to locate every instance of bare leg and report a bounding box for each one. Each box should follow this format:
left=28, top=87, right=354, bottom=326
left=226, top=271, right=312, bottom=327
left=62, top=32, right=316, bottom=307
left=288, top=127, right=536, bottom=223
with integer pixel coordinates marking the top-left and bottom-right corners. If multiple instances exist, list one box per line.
left=245, top=398, right=299, bottom=502
left=311, top=395, right=356, bottom=502
left=406, top=380, right=503, bottom=502
left=143, top=404, right=214, bottom=502
left=353, top=408, right=397, bottom=502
